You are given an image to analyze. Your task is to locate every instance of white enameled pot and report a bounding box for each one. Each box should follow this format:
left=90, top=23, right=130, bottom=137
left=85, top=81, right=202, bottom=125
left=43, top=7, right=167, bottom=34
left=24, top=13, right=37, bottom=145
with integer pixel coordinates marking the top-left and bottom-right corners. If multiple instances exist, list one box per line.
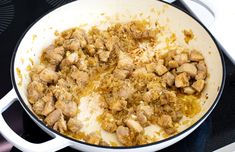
left=0, top=0, right=225, bottom=151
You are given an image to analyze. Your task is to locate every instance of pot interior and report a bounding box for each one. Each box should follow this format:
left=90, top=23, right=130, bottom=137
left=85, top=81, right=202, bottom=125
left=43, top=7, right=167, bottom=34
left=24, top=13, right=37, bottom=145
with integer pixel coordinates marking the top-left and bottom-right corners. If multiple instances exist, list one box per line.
left=12, top=0, right=224, bottom=146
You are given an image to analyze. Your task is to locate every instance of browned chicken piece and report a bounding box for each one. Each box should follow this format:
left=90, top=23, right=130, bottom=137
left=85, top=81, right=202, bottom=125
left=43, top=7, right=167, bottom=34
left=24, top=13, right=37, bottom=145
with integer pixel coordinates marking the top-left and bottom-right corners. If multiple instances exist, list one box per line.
left=32, top=99, right=45, bottom=115
left=105, top=36, right=119, bottom=51
left=116, top=126, right=130, bottom=145
left=174, top=53, right=188, bottom=65
left=125, top=118, right=143, bottom=133
left=113, top=68, right=129, bottom=80
left=145, top=63, right=156, bottom=73
left=41, top=92, right=55, bottom=116
left=118, top=82, right=135, bottom=99
left=175, top=72, right=190, bottom=88
left=63, top=39, right=81, bottom=51
left=117, top=51, right=134, bottom=71
left=85, top=44, right=96, bottom=56
left=189, top=50, right=204, bottom=61
left=67, top=117, right=83, bottom=133
left=42, top=45, right=65, bottom=65
left=183, top=86, right=196, bottom=95
left=132, top=67, right=148, bottom=77
left=137, top=113, right=148, bottom=126
left=168, top=60, right=179, bottom=69
left=162, top=72, right=175, bottom=86
left=27, top=81, right=45, bottom=104
left=197, top=61, right=207, bottom=72
left=195, top=71, right=207, bottom=80
left=155, top=64, right=168, bottom=76
left=39, top=68, right=58, bottom=83
left=55, top=100, right=78, bottom=117
left=97, top=50, right=110, bottom=62
left=29, top=65, right=45, bottom=81
left=109, top=99, right=127, bottom=112
left=141, top=30, right=157, bottom=39
left=171, top=111, right=183, bottom=122
left=165, top=128, right=177, bottom=134
left=86, top=132, right=101, bottom=145
left=52, top=86, right=72, bottom=101
left=71, top=29, right=88, bottom=48
left=142, top=90, right=160, bottom=102
left=70, top=68, right=89, bottom=85
left=101, top=113, right=117, bottom=133
left=94, top=38, right=105, bottom=49
left=136, top=105, right=154, bottom=118
left=177, top=63, right=197, bottom=77
left=60, top=52, right=78, bottom=68
left=158, top=114, right=173, bottom=128
left=53, top=116, right=67, bottom=133
left=192, top=80, right=205, bottom=92
left=44, top=109, right=62, bottom=126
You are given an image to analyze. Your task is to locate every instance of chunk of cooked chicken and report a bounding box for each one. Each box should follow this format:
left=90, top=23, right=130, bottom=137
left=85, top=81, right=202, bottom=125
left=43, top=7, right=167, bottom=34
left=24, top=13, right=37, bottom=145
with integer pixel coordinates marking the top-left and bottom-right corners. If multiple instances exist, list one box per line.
left=55, top=100, right=78, bottom=117
left=192, top=80, right=205, bottom=92
left=101, top=113, right=117, bottom=133
left=113, top=68, right=129, bottom=80
left=52, top=86, right=72, bottom=101
left=94, top=38, right=105, bottom=49
left=33, top=99, right=45, bottom=115
left=155, top=64, right=168, bottom=76
left=27, top=81, right=45, bottom=104
left=44, top=109, right=61, bottom=126
left=145, top=63, right=156, bottom=73
left=195, top=71, right=207, bottom=80
left=168, top=60, right=179, bottom=68
left=195, top=61, right=207, bottom=80
left=175, top=72, right=190, bottom=88
left=41, top=92, right=55, bottom=116
left=174, top=53, right=188, bottom=65
left=162, top=72, right=175, bottom=86
left=136, top=104, right=154, bottom=118
left=189, top=50, right=204, bottom=61
left=97, top=50, right=110, bottom=62
left=118, top=82, right=135, bottom=99
left=42, top=45, right=65, bottom=65
left=63, top=39, right=81, bottom=51
left=132, top=67, right=148, bottom=77
left=70, top=68, right=89, bottom=85
left=177, top=63, right=197, bottom=77
left=142, top=89, right=160, bottom=102
left=29, top=65, right=45, bottom=81
left=183, top=86, right=195, bottom=95
left=117, top=51, right=134, bottom=70
left=67, top=117, right=83, bottom=133
left=53, top=116, right=67, bottom=133
left=197, top=61, right=207, bottom=72
left=158, top=114, right=173, bottom=128
left=125, top=118, right=143, bottom=133
left=71, top=29, right=87, bottom=48
left=160, top=91, right=177, bottom=105
left=60, top=52, right=78, bottom=68
left=109, top=99, right=127, bottom=112
left=116, top=126, right=130, bottom=145
left=86, top=132, right=101, bottom=145
left=85, top=44, right=96, bottom=56
left=137, top=113, right=148, bottom=126
left=105, top=36, right=119, bottom=51
left=39, top=68, right=58, bottom=83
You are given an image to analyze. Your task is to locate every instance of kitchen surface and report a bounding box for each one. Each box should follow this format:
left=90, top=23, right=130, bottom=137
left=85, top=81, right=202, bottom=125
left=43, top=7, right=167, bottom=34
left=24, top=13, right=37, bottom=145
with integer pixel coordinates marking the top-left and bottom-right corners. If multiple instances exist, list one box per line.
left=0, top=0, right=235, bottom=152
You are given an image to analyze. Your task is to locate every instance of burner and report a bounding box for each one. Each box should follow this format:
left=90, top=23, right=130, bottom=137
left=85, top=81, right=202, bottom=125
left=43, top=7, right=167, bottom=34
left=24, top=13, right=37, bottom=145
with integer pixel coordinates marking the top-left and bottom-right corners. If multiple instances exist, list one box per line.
left=46, top=0, right=75, bottom=7
left=0, top=0, right=14, bottom=34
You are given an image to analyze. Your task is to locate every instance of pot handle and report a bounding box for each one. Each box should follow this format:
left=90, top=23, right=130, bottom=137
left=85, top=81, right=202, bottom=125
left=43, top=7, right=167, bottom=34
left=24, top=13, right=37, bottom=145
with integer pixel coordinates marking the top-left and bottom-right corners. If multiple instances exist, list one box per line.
left=180, top=0, right=235, bottom=64
left=0, top=89, right=71, bottom=152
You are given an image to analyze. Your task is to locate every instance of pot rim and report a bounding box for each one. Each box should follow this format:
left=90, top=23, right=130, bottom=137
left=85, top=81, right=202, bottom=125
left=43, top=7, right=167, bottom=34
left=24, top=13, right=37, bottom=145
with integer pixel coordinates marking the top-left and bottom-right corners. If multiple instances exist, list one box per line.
left=10, top=0, right=226, bottom=149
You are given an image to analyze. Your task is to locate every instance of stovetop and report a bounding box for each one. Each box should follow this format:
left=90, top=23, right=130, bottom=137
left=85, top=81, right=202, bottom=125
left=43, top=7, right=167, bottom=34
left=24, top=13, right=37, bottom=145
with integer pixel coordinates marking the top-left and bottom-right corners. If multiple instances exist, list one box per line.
left=0, top=0, right=235, bottom=152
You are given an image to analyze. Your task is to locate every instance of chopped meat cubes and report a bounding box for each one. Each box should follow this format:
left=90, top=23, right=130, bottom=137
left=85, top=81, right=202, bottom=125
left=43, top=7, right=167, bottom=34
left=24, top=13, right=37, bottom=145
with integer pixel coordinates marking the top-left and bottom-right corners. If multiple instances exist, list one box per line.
left=190, top=50, right=204, bottom=61
left=168, top=60, right=179, bottom=68
left=53, top=116, right=67, bottom=133
left=63, top=39, right=81, bottom=51
left=70, top=68, right=89, bottom=85
left=177, top=63, right=197, bottom=77
left=67, top=117, right=83, bottom=133
left=60, top=52, right=78, bottom=68
left=71, top=29, right=87, bottom=48
left=117, top=51, right=134, bottom=70
left=175, top=72, right=190, bottom=88
left=174, top=53, right=188, bottom=65
left=116, top=126, right=130, bottom=145
left=125, top=118, right=143, bottom=133
left=162, top=72, right=175, bottom=86
left=44, top=109, right=61, bottom=126
left=192, top=80, right=205, bottom=92
left=97, top=50, right=110, bottom=62
left=158, top=114, right=173, bottom=128
left=33, top=100, right=45, bottom=115
left=39, top=68, right=58, bottom=83
left=27, top=81, right=45, bottom=104
left=42, top=45, right=65, bottom=65
left=109, top=99, right=127, bottom=112
left=183, top=87, right=195, bottom=95
left=55, top=100, right=78, bottom=117
left=195, top=71, right=207, bottom=80
left=113, top=68, right=129, bottom=80
left=155, top=64, right=168, bottom=76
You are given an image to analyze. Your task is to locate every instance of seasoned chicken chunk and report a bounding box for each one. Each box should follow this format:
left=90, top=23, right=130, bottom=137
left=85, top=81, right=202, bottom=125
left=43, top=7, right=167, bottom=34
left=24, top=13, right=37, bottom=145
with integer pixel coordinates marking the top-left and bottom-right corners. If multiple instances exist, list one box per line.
left=155, top=64, right=168, bottom=76
left=27, top=81, right=45, bottom=104
left=63, top=39, right=81, bottom=51
left=158, top=114, right=173, bottom=128
left=97, top=50, right=110, bottom=62
left=125, top=118, right=143, bottom=133
left=116, top=126, right=130, bottom=145
left=45, top=109, right=61, bottom=126
left=117, top=51, right=134, bottom=70
left=177, top=63, right=197, bottom=77
left=39, top=68, right=58, bottom=83
left=60, top=52, right=78, bottom=68
left=192, top=80, right=205, bottom=92
left=183, top=86, right=195, bottom=95
left=33, top=99, right=45, bottom=115
left=86, top=132, right=101, bottom=145
left=41, top=92, right=55, bottom=116
left=174, top=53, right=188, bottom=65
left=168, top=60, right=179, bottom=68
left=55, top=100, right=78, bottom=117
left=53, top=116, right=67, bottom=133
left=42, top=45, right=65, bottom=65
left=29, top=65, right=45, bottom=81
left=113, top=68, right=129, bottom=80
left=70, top=68, right=89, bottom=85
left=142, top=90, right=160, bottom=102
left=137, top=104, right=154, bottom=118
left=109, top=99, right=127, bottom=112
left=101, top=113, right=117, bottom=133
left=195, top=71, right=207, bottom=80
left=71, top=29, right=88, bottom=48
left=190, top=50, right=204, bottom=61
left=175, top=72, right=190, bottom=88
left=162, top=72, right=175, bottom=86
left=118, top=82, right=135, bottom=99
left=67, top=117, right=83, bottom=133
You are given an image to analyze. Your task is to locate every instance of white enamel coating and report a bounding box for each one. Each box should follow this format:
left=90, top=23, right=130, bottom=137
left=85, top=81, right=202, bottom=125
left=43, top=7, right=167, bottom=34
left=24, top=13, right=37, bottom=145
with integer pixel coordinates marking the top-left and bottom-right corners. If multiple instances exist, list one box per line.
left=181, top=0, right=235, bottom=64
left=0, top=89, right=70, bottom=152
left=0, top=0, right=224, bottom=151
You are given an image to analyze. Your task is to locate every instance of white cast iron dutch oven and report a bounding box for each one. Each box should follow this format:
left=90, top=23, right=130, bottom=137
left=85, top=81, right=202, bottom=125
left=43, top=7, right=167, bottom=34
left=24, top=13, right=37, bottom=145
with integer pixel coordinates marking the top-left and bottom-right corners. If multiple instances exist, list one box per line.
left=0, top=0, right=226, bottom=151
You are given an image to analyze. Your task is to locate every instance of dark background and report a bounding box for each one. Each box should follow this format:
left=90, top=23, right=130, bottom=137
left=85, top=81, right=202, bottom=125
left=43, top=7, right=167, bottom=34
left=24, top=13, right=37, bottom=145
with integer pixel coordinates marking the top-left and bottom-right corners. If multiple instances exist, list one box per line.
left=0, top=0, right=235, bottom=151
